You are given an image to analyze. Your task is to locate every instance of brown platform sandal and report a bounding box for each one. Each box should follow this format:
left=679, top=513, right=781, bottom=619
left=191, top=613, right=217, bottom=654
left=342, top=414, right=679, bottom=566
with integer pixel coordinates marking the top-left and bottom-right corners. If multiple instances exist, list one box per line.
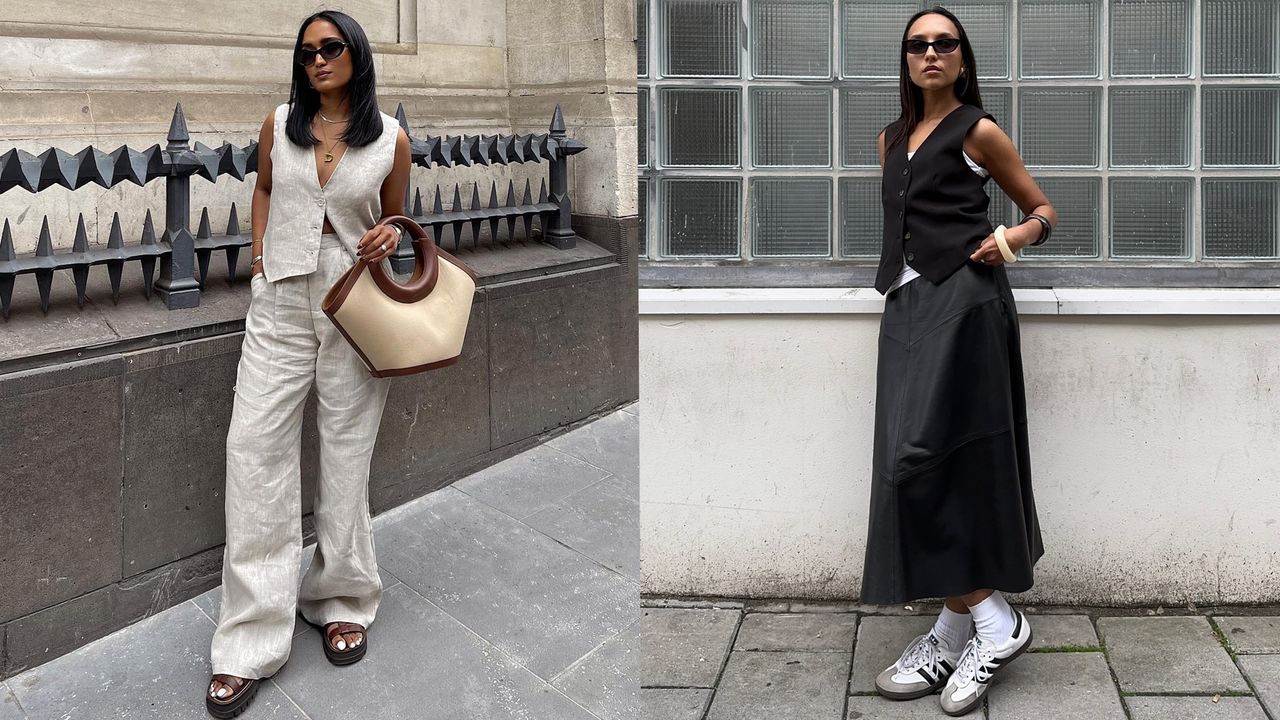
left=322, top=622, right=367, bottom=665
left=206, top=674, right=259, bottom=719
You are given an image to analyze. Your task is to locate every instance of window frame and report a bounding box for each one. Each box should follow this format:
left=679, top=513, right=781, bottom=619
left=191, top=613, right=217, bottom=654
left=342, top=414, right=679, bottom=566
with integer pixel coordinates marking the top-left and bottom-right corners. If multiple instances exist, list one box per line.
left=637, top=0, right=1280, bottom=281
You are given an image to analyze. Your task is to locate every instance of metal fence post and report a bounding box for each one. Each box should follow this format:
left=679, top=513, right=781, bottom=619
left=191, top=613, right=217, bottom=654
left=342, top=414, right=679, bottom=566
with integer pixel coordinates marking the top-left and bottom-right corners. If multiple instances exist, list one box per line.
left=543, top=105, right=585, bottom=250
left=153, top=103, right=201, bottom=309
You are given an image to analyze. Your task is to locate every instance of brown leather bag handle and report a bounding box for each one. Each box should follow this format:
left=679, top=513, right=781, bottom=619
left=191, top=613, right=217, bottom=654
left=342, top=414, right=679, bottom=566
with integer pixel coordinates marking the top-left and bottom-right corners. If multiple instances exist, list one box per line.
left=365, top=215, right=439, bottom=304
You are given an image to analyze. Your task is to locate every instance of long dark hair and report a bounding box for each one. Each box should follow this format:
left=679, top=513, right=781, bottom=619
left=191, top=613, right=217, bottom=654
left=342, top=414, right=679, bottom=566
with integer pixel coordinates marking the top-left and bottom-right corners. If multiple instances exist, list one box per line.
left=887, top=5, right=983, bottom=150
left=285, top=10, right=382, bottom=148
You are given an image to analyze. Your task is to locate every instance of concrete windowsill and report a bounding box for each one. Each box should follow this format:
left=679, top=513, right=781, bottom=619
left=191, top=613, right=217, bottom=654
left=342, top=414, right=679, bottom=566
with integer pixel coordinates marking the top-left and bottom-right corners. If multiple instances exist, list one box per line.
left=639, top=287, right=1280, bottom=316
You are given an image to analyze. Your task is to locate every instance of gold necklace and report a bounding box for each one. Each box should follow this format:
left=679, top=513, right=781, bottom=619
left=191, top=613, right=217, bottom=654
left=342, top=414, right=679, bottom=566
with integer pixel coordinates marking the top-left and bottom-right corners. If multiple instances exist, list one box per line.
left=318, top=110, right=349, bottom=124
left=319, top=123, right=344, bottom=163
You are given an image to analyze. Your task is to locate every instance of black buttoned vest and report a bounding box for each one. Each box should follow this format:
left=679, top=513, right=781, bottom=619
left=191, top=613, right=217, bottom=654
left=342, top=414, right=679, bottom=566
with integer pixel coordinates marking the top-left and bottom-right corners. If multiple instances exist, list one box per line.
left=875, top=104, right=996, bottom=295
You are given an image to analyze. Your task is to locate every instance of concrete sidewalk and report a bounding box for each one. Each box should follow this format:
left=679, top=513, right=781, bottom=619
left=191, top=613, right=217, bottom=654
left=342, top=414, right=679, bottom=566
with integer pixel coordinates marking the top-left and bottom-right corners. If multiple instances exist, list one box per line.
left=0, top=407, right=638, bottom=720
left=642, top=599, right=1280, bottom=720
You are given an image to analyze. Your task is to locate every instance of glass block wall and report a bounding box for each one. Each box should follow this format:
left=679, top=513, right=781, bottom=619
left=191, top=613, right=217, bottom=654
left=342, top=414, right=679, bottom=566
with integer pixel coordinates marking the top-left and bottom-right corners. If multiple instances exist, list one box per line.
left=637, top=0, right=1280, bottom=263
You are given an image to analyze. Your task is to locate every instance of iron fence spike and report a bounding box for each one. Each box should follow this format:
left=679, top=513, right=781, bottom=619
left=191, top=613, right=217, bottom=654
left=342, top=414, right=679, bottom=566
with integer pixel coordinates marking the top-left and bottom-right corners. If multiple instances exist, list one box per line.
left=36, top=217, right=54, bottom=257
left=196, top=207, right=212, bottom=239
left=0, top=219, right=14, bottom=261
left=73, top=264, right=89, bottom=307
left=167, top=103, right=190, bottom=147
left=226, top=203, right=241, bottom=236
left=140, top=257, right=156, bottom=299
left=196, top=248, right=211, bottom=290
left=141, top=209, right=157, bottom=245
left=225, top=246, right=241, bottom=286
left=73, top=214, right=89, bottom=253
left=550, top=104, right=566, bottom=135
left=36, top=270, right=52, bottom=314
left=108, top=213, right=124, bottom=249
left=107, top=260, right=123, bottom=302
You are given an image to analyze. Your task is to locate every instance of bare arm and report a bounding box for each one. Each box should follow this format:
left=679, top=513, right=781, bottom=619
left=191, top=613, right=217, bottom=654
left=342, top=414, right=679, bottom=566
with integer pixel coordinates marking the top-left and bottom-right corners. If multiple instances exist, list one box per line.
left=250, top=110, right=275, bottom=277
left=877, top=129, right=887, bottom=170
left=356, top=128, right=412, bottom=262
left=965, top=118, right=1057, bottom=261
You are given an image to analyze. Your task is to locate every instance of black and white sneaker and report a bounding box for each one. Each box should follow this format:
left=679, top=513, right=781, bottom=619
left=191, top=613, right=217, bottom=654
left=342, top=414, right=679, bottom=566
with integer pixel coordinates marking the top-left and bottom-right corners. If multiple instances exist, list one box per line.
left=939, top=608, right=1033, bottom=716
left=875, top=632, right=964, bottom=701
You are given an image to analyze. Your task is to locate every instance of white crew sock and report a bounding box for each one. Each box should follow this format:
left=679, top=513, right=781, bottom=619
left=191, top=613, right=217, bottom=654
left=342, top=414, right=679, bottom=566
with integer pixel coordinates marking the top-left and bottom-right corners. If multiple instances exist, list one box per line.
left=931, top=606, right=973, bottom=654
left=969, top=592, right=1016, bottom=645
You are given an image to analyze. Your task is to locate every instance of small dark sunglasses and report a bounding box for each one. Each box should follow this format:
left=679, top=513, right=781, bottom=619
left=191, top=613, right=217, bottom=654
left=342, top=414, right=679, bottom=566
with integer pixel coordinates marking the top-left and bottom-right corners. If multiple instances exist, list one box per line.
left=904, top=37, right=961, bottom=55
left=297, top=40, right=349, bottom=66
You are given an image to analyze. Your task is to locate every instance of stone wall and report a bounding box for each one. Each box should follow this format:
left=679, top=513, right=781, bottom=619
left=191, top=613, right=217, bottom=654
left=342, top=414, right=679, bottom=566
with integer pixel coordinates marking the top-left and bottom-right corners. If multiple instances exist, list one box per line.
left=0, top=0, right=637, bottom=253
left=638, top=294, right=1280, bottom=605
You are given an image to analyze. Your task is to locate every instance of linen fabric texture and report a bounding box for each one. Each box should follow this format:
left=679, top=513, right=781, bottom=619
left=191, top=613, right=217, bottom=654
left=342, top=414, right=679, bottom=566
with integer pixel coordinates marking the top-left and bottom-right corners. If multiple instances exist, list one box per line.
left=259, top=102, right=401, bottom=282
left=212, top=101, right=401, bottom=678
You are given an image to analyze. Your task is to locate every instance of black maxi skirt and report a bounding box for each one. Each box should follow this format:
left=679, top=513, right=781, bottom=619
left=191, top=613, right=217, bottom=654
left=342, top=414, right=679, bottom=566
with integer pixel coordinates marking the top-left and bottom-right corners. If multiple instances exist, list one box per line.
left=860, top=260, right=1043, bottom=604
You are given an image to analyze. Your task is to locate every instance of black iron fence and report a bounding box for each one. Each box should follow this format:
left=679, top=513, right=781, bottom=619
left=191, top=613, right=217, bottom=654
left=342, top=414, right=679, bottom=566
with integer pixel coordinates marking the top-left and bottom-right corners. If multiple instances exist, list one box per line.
left=0, top=103, right=586, bottom=318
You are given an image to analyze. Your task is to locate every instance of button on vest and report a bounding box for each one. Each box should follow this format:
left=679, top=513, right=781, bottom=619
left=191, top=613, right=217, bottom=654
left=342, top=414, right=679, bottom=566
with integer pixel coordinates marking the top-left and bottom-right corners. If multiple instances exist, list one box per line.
left=261, top=102, right=399, bottom=282
left=875, top=105, right=996, bottom=295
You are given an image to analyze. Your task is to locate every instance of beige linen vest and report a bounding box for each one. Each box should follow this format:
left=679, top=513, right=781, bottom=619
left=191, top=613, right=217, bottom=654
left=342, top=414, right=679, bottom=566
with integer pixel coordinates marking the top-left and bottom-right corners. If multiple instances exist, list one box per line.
left=262, top=102, right=399, bottom=282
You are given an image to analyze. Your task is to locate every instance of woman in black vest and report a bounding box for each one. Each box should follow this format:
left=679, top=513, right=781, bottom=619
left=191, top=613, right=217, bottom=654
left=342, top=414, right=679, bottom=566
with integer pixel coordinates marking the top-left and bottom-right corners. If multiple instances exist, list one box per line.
left=862, top=8, right=1057, bottom=716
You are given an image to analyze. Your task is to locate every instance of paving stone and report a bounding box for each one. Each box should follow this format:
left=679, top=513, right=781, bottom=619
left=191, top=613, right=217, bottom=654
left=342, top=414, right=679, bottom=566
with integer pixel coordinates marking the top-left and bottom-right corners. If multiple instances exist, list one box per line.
left=522, top=474, right=639, bottom=579
left=272, top=584, right=596, bottom=720
left=1028, top=615, right=1101, bottom=651
left=642, top=598, right=744, bottom=610
left=849, top=615, right=935, bottom=694
left=6, top=602, right=307, bottom=720
left=847, top=695, right=953, bottom=719
left=1218, top=617, right=1280, bottom=654
left=0, top=683, right=24, bottom=720
left=1098, top=617, right=1249, bottom=694
left=553, top=620, right=639, bottom=720
left=707, top=651, right=849, bottom=720
left=734, top=612, right=857, bottom=653
left=374, top=487, right=637, bottom=681
left=548, top=409, right=639, bottom=493
left=987, top=652, right=1126, bottom=720
left=1126, top=696, right=1270, bottom=720
left=642, top=688, right=709, bottom=720
left=452, top=443, right=609, bottom=520
left=1238, top=655, right=1280, bottom=719
left=642, top=607, right=741, bottom=688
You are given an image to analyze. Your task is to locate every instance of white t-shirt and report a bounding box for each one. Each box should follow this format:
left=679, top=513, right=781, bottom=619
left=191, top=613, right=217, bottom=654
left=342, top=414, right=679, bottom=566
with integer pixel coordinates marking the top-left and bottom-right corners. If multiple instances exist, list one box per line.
left=887, top=150, right=990, bottom=294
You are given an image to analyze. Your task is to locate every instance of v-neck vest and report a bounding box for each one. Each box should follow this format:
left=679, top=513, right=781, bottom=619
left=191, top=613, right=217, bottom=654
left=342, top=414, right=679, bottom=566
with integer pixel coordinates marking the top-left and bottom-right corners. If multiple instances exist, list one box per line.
left=875, top=104, right=995, bottom=295
left=261, top=102, right=399, bottom=282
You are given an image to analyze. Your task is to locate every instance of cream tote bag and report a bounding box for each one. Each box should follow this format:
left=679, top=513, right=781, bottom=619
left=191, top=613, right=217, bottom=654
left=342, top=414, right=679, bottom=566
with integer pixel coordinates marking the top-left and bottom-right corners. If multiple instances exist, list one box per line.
left=322, top=215, right=477, bottom=377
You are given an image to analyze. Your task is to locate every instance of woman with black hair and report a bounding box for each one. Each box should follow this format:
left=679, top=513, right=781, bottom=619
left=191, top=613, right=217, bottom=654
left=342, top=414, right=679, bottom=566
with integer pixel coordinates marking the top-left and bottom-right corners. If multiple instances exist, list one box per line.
left=206, top=10, right=410, bottom=717
left=861, top=6, right=1057, bottom=716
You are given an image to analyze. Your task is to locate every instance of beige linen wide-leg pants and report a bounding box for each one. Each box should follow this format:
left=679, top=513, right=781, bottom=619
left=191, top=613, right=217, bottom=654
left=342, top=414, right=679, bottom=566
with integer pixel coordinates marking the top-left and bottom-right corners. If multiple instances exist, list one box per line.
left=211, top=234, right=390, bottom=679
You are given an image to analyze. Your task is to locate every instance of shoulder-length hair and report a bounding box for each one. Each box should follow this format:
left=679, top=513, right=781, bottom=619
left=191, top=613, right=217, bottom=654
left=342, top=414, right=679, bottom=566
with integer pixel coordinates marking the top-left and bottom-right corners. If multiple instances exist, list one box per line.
left=887, top=5, right=984, bottom=150
left=284, top=10, right=382, bottom=148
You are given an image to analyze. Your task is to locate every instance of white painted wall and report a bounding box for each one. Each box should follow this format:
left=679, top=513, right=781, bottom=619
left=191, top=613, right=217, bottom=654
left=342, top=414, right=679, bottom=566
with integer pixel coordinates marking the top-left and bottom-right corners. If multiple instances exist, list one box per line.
left=639, top=289, right=1280, bottom=605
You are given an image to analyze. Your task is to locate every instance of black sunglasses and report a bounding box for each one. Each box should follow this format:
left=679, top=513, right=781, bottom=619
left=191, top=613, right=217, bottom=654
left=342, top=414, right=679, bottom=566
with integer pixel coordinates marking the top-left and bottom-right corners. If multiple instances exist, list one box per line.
left=904, top=37, right=961, bottom=55
left=297, top=40, right=349, bottom=67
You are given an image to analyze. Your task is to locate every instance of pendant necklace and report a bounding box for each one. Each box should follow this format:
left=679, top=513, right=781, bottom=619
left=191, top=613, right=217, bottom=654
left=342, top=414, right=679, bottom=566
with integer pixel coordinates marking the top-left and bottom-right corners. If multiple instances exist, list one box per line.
left=320, top=125, right=342, bottom=163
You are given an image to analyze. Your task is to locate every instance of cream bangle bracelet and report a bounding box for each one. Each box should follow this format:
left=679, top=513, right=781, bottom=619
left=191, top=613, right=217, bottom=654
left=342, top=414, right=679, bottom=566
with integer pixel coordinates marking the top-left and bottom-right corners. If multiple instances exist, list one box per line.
left=994, top=225, right=1018, bottom=264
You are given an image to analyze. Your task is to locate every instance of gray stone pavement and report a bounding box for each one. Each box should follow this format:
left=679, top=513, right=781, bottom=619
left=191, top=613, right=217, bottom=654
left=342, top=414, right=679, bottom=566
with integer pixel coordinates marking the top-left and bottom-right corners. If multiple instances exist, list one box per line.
left=2, top=407, right=638, bottom=720
left=642, top=601, right=1280, bottom=720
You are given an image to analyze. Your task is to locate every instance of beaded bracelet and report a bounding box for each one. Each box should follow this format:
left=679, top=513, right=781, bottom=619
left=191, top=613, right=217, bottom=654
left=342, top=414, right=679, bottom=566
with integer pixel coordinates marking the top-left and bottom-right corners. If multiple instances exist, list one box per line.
left=1024, top=213, right=1052, bottom=246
